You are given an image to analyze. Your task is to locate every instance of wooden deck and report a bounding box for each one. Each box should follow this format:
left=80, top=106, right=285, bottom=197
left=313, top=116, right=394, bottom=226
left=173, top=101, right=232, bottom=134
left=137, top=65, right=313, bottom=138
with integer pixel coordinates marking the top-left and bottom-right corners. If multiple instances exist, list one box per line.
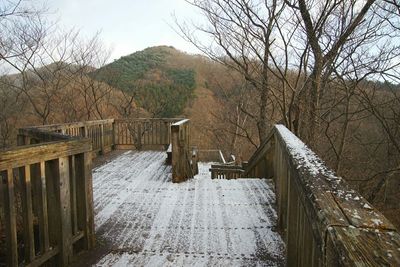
left=91, top=151, right=285, bottom=266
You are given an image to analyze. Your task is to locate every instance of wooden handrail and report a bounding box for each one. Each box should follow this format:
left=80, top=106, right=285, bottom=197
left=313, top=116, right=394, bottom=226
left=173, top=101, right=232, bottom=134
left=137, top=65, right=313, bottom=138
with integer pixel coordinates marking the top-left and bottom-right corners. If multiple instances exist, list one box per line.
left=28, top=119, right=115, bottom=131
left=0, top=139, right=91, bottom=169
left=19, top=119, right=115, bottom=155
left=115, top=118, right=184, bottom=122
left=243, top=124, right=400, bottom=265
left=171, top=118, right=190, bottom=126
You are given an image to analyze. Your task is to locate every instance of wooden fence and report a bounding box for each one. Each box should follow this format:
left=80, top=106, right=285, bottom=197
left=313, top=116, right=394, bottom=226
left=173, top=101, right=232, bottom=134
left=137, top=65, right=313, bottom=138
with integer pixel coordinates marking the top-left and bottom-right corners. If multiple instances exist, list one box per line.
left=113, top=118, right=181, bottom=150
left=20, top=119, right=115, bottom=155
left=0, top=131, right=94, bottom=266
left=210, top=164, right=244, bottom=179
left=171, top=119, right=197, bottom=182
left=244, top=125, right=400, bottom=266
left=0, top=117, right=199, bottom=266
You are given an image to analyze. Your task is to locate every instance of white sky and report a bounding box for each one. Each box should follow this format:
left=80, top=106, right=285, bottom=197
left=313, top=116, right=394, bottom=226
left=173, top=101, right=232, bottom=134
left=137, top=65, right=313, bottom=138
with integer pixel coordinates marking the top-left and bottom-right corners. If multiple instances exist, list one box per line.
left=47, top=0, right=203, bottom=61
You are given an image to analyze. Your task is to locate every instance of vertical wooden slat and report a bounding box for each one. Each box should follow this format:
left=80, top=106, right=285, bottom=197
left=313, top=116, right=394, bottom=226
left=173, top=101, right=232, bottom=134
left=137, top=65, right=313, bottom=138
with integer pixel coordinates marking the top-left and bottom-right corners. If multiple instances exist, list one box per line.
left=3, top=168, right=18, bottom=267
left=124, top=122, right=127, bottom=145
left=100, top=124, right=104, bottom=154
left=147, top=121, right=150, bottom=145
left=70, top=155, right=78, bottom=235
left=20, top=165, right=35, bottom=262
left=33, top=161, right=50, bottom=253
left=152, top=121, right=155, bottom=145
left=143, top=121, right=146, bottom=145
left=58, top=156, right=73, bottom=266
left=114, top=122, right=117, bottom=145
left=157, top=120, right=161, bottom=145
left=75, top=152, right=95, bottom=249
left=168, top=122, right=172, bottom=144
left=45, top=158, right=72, bottom=266
left=117, top=122, right=120, bottom=145
left=137, top=122, right=142, bottom=149
left=160, top=121, right=164, bottom=145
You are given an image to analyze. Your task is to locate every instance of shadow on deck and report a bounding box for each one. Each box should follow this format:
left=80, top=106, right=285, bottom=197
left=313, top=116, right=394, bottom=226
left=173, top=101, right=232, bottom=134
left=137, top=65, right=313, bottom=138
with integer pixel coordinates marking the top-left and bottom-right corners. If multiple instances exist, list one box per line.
left=77, top=150, right=285, bottom=266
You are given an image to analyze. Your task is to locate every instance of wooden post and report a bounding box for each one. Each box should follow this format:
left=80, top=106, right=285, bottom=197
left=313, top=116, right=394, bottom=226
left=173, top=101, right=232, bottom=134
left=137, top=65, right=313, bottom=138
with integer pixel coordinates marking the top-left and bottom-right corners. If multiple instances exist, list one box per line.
left=100, top=124, right=105, bottom=154
left=45, top=157, right=73, bottom=266
left=57, top=156, right=73, bottom=266
left=3, top=169, right=18, bottom=267
left=171, top=125, right=181, bottom=182
left=75, top=152, right=95, bottom=249
left=69, top=155, right=78, bottom=235
left=137, top=123, right=142, bottom=150
left=112, top=121, right=116, bottom=148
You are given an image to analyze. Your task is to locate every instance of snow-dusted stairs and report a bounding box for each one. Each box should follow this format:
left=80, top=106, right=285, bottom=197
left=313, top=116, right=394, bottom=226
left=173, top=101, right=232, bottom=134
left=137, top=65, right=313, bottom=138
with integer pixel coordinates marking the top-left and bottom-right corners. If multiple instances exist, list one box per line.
left=92, top=151, right=285, bottom=266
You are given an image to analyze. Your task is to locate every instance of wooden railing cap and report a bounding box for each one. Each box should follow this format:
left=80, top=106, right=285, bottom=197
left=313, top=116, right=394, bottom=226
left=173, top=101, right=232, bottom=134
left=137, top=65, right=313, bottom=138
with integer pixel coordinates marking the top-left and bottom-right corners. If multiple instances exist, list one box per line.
left=274, top=124, right=400, bottom=265
left=171, top=119, right=190, bottom=126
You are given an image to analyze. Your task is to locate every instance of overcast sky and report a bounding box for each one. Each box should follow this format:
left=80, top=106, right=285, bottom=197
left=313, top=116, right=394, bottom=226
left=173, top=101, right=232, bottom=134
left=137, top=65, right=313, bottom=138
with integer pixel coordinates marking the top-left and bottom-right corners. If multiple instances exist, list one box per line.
left=47, top=0, right=203, bottom=61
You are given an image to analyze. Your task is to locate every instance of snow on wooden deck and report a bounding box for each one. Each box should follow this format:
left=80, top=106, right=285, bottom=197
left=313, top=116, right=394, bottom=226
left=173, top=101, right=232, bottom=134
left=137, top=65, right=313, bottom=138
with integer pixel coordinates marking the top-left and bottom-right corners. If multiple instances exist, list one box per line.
left=92, top=150, right=285, bottom=266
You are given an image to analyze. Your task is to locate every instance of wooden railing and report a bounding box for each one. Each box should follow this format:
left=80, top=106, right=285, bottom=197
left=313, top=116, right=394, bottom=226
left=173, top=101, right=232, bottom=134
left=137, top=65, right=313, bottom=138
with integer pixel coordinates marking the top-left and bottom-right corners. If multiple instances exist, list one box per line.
left=0, top=117, right=199, bottom=266
left=210, top=164, right=244, bottom=179
left=244, top=129, right=274, bottom=179
left=0, top=131, right=94, bottom=266
left=244, top=125, right=400, bottom=266
left=171, top=119, right=197, bottom=182
left=19, top=119, right=115, bottom=154
left=113, top=118, right=182, bottom=150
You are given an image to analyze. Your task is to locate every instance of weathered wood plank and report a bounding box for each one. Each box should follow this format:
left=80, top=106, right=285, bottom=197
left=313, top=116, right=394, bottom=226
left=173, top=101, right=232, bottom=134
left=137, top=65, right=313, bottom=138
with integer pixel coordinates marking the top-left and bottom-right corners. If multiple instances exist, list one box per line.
left=0, top=139, right=91, bottom=170
left=327, top=226, right=400, bottom=266
left=29, top=119, right=115, bottom=131
left=3, top=168, right=18, bottom=266
left=57, top=156, right=73, bottom=266
left=25, top=246, right=59, bottom=267
left=69, top=155, right=78, bottom=235
left=76, top=152, right=95, bottom=249
left=31, top=161, right=50, bottom=254
left=20, top=165, right=35, bottom=262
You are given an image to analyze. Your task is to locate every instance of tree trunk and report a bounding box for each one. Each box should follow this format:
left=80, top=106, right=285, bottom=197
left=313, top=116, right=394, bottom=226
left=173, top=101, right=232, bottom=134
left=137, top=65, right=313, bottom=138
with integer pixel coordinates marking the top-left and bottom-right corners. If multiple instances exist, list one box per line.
left=258, top=46, right=270, bottom=143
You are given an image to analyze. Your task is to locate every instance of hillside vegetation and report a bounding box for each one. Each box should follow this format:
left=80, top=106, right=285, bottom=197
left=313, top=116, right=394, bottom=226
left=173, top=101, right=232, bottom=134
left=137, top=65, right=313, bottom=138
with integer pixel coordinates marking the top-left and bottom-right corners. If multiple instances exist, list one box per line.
left=93, top=46, right=196, bottom=117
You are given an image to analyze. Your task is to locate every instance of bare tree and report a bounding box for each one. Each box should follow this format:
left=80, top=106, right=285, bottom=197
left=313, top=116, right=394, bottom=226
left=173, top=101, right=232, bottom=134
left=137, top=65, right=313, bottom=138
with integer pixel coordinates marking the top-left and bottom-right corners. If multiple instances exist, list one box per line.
left=175, top=0, right=287, bottom=144
left=284, top=0, right=400, bottom=145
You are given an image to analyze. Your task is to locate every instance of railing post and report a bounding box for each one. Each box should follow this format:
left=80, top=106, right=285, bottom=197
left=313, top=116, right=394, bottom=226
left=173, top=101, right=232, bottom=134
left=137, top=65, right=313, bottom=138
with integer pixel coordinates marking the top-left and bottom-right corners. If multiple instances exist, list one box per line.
left=171, top=124, right=180, bottom=182
left=75, top=151, right=95, bottom=249
left=57, top=156, right=73, bottom=266
left=112, top=121, right=116, bottom=149
left=100, top=124, right=104, bottom=154
left=192, top=147, right=199, bottom=176
left=3, top=169, right=18, bottom=267
left=137, top=123, right=142, bottom=150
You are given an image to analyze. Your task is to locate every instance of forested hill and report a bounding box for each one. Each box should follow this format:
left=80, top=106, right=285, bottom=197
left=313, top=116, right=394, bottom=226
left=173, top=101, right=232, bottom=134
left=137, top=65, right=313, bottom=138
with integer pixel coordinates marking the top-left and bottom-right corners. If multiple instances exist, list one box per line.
left=93, top=46, right=197, bottom=117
